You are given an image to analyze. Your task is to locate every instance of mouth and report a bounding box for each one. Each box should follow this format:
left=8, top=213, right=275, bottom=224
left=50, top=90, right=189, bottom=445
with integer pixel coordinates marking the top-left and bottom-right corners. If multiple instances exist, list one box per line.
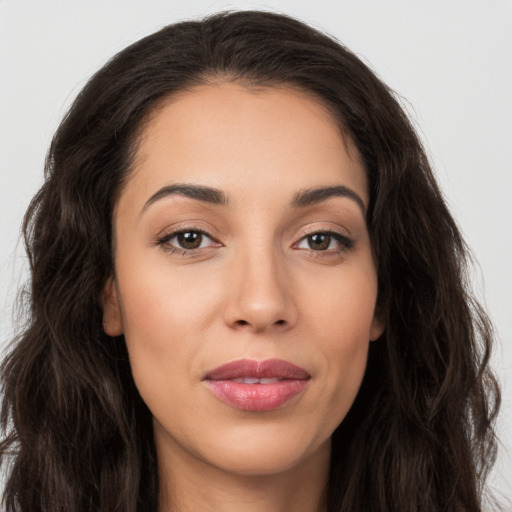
left=204, top=359, right=310, bottom=411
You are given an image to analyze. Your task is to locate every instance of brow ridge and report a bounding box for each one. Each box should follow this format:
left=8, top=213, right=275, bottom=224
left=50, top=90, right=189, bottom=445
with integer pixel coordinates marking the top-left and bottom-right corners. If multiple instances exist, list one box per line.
left=291, top=185, right=366, bottom=214
left=142, top=184, right=228, bottom=212
left=142, top=183, right=365, bottom=215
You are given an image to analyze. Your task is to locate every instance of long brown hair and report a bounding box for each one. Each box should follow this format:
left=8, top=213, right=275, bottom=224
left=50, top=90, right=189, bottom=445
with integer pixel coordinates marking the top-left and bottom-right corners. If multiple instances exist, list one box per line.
left=0, top=10, right=500, bottom=512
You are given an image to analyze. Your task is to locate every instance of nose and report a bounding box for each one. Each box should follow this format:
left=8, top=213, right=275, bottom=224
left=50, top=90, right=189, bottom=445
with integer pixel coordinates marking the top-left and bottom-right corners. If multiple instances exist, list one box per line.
left=223, top=248, right=298, bottom=333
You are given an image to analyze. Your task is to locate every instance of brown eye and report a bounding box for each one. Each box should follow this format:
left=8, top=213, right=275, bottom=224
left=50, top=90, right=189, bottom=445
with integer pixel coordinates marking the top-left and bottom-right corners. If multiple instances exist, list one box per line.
left=307, top=233, right=331, bottom=251
left=177, top=231, right=203, bottom=249
left=295, top=231, right=355, bottom=253
left=157, top=229, right=217, bottom=253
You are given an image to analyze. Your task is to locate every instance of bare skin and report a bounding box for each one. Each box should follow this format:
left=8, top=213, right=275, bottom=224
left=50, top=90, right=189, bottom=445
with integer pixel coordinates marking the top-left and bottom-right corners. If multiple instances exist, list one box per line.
left=102, top=82, right=384, bottom=512
left=157, top=437, right=330, bottom=512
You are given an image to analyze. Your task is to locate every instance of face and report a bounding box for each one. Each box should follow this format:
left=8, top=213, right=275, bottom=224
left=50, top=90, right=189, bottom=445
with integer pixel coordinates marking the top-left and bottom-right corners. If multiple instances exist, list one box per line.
left=103, top=83, right=384, bottom=478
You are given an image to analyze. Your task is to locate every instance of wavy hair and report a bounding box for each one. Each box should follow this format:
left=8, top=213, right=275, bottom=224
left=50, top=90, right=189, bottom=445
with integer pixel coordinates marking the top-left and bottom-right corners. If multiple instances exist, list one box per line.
left=0, top=10, right=500, bottom=512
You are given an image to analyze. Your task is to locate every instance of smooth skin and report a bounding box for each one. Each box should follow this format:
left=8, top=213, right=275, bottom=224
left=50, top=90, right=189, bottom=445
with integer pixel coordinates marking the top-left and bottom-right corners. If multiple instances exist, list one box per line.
left=103, top=82, right=384, bottom=512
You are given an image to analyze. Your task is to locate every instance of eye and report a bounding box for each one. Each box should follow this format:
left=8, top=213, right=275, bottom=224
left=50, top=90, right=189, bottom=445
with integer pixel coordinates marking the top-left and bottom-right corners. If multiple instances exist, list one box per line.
left=156, top=229, right=218, bottom=253
left=173, top=231, right=208, bottom=250
left=295, top=232, right=354, bottom=252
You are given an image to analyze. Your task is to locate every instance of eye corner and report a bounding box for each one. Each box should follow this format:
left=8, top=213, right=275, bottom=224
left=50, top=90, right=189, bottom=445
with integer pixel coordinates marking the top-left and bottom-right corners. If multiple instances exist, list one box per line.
left=293, top=230, right=355, bottom=254
left=155, top=226, right=222, bottom=256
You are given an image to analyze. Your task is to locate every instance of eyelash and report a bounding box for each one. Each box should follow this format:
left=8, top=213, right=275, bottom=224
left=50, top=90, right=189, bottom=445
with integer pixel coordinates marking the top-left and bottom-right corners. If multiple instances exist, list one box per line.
left=155, top=227, right=219, bottom=256
left=294, top=230, right=355, bottom=255
left=155, top=227, right=355, bottom=257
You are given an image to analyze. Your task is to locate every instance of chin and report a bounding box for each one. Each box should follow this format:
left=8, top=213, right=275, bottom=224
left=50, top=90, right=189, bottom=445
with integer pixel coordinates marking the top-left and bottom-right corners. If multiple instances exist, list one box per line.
left=197, top=424, right=332, bottom=477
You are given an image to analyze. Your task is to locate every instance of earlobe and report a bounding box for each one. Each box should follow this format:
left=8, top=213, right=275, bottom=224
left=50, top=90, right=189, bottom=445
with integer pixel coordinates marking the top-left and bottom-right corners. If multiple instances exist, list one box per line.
left=369, top=314, right=385, bottom=342
left=101, top=277, right=124, bottom=336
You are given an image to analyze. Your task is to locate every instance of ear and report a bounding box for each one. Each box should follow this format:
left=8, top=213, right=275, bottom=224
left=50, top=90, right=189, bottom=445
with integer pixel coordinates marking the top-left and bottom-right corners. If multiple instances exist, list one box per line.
left=101, top=276, right=124, bottom=336
left=369, top=313, right=385, bottom=342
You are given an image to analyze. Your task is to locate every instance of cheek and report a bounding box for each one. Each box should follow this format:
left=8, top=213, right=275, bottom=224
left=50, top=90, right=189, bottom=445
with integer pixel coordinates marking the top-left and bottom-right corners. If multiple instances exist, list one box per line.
left=114, top=259, right=223, bottom=401
left=304, top=260, right=378, bottom=345
left=302, top=263, right=377, bottom=409
left=118, top=254, right=221, bottom=340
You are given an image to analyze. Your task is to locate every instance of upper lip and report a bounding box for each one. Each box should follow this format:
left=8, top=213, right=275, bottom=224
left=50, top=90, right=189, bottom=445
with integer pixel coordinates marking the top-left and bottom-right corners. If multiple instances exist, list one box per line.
left=205, top=358, right=310, bottom=381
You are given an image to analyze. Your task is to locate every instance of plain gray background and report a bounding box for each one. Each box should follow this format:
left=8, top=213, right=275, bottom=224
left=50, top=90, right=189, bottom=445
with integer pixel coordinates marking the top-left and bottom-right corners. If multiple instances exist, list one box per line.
left=1, top=0, right=510, bottom=503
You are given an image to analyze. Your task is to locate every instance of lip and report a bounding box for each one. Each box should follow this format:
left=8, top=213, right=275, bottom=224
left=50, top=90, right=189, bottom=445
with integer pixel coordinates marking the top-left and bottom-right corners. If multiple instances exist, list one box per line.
left=204, top=359, right=310, bottom=411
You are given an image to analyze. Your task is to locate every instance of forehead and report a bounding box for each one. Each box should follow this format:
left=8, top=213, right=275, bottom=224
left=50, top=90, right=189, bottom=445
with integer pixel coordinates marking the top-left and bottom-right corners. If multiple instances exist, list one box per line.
left=123, top=82, right=368, bottom=209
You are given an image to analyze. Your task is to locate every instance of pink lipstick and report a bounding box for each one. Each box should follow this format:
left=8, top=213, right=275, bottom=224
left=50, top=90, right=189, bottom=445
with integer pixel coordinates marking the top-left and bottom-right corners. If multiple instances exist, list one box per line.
left=204, top=359, right=310, bottom=411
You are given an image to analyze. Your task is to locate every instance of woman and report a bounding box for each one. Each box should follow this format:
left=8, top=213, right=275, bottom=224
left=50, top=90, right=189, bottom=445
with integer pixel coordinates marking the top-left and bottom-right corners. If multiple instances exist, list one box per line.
left=0, top=10, right=501, bottom=512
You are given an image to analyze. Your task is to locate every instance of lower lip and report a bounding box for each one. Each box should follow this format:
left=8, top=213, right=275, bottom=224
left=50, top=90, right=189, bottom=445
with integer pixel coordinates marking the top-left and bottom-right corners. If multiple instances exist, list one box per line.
left=206, top=379, right=308, bottom=411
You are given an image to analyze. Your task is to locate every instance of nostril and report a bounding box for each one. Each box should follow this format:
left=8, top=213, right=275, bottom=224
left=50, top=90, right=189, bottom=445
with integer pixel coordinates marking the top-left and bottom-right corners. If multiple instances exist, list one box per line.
left=233, top=319, right=286, bottom=327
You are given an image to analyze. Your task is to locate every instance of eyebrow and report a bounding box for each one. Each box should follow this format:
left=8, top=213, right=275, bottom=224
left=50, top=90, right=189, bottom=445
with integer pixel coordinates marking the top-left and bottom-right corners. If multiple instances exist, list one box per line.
left=291, top=186, right=366, bottom=214
left=141, top=183, right=365, bottom=215
left=142, top=184, right=228, bottom=212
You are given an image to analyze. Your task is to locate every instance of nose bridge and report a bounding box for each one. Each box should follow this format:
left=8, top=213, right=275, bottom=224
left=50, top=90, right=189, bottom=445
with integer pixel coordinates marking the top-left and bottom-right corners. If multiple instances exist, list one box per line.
left=225, top=237, right=296, bottom=332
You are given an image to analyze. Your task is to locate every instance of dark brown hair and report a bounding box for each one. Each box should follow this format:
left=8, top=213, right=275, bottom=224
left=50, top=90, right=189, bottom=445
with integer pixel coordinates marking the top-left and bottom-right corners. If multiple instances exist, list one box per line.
left=0, top=10, right=501, bottom=512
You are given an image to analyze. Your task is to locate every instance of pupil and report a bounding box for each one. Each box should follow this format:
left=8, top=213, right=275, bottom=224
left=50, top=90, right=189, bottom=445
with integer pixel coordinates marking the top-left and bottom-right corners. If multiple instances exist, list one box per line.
left=309, top=233, right=330, bottom=250
left=178, top=232, right=202, bottom=249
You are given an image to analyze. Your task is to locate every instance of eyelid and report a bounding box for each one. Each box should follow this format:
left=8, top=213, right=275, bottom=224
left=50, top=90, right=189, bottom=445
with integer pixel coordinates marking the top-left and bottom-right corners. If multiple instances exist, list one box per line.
left=297, top=223, right=352, bottom=238
left=154, top=224, right=222, bottom=254
left=292, top=225, right=355, bottom=252
left=153, top=222, right=355, bottom=256
left=154, top=220, right=220, bottom=242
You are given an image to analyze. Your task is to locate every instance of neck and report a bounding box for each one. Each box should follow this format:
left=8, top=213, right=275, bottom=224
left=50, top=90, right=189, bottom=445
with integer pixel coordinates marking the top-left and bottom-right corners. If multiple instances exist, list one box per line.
left=157, top=439, right=330, bottom=512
